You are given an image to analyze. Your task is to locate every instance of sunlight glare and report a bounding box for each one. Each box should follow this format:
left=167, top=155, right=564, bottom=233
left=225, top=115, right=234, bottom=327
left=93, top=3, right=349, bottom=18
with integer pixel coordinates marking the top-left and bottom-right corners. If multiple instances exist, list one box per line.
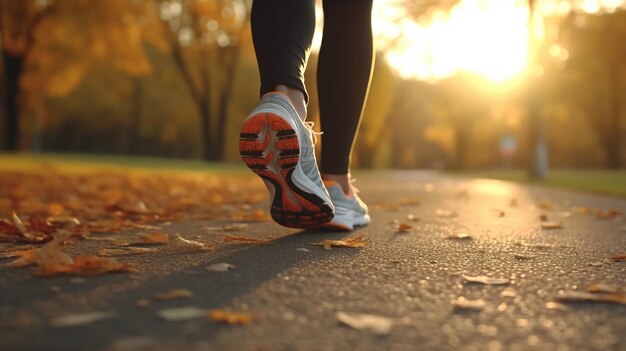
left=373, top=0, right=625, bottom=83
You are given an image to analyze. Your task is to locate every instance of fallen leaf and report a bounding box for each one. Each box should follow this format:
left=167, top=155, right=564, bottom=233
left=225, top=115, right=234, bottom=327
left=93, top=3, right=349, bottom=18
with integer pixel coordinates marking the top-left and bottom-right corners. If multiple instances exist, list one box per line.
left=396, top=223, right=414, bottom=233
left=46, top=216, right=80, bottom=228
left=0, top=218, right=20, bottom=235
left=313, top=236, right=368, bottom=250
left=555, top=291, right=626, bottom=305
left=451, top=297, right=485, bottom=311
left=539, top=214, right=549, bottom=221
left=136, top=232, right=169, bottom=244
left=223, top=235, right=271, bottom=244
left=158, top=307, right=207, bottom=321
left=37, top=256, right=133, bottom=277
left=462, top=274, right=510, bottom=285
left=209, top=309, right=253, bottom=325
left=500, top=288, right=517, bottom=298
left=50, top=311, right=117, bottom=327
left=587, top=283, right=623, bottom=294
left=12, top=213, right=30, bottom=236
left=206, top=263, right=235, bottom=272
left=589, top=261, right=604, bottom=267
left=447, top=233, right=472, bottom=240
left=610, top=253, right=626, bottom=261
left=169, top=234, right=206, bottom=249
left=154, top=289, right=193, bottom=300
left=296, top=248, right=310, bottom=252
left=4, top=249, right=38, bottom=268
left=541, top=222, right=563, bottom=229
left=336, top=311, right=393, bottom=335
left=544, top=302, right=569, bottom=311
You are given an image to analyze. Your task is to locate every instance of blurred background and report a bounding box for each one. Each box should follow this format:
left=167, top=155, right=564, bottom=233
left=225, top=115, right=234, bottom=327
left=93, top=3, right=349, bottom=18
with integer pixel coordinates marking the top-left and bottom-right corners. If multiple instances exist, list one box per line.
left=1, top=0, right=625, bottom=174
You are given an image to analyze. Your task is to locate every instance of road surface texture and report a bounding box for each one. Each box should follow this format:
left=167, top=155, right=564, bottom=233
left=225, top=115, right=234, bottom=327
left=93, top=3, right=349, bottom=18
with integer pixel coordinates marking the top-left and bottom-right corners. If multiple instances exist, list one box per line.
left=1, top=171, right=625, bottom=351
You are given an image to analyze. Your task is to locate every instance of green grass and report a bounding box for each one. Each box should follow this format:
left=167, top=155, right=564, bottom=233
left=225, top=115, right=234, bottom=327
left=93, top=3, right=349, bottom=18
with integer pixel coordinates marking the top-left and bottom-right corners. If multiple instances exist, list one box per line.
left=0, top=152, right=248, bottom=174
left=451, top=169, right=626, bottom=197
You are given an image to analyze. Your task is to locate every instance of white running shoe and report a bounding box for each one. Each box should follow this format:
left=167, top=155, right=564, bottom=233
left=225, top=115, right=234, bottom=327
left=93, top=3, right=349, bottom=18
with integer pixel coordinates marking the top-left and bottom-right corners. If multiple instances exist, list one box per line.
left=239, top=93, right=334, bottom=228
left=322, top=180, right=370, bottom=231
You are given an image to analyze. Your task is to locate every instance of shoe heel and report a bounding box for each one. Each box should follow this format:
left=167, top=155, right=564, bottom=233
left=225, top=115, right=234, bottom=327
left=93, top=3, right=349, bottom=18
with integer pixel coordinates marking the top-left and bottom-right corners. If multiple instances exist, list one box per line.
left=239, top=112, right=333, bottom=228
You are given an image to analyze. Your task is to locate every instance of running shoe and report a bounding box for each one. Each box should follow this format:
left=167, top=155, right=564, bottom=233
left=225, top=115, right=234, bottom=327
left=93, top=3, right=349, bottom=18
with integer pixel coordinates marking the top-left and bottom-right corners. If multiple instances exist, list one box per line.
left=239, top=93, right=334, bottom=228
left=322, top=180, right=370, bottom=231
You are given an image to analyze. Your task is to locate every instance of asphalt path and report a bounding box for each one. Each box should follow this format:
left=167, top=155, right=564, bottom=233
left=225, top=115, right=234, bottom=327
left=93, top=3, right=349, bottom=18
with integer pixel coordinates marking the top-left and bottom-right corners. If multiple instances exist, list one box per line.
left=1, top=171, right=625, bottom=351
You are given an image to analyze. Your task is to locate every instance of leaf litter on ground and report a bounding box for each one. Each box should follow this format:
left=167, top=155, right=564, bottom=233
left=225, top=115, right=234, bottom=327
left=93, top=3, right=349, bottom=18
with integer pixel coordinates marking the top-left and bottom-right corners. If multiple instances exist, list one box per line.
left=451, top=297, right=485, bottom=311
left=447, top=233, right=472, bottom=240
left=158, top=307, right=207, bottom=321
left=336, top=311, right=393, bottom=335
left=50, top=311, right=117, bottom=328
left=312, top=236, right=368, bottom=250
left=210, top=309, right=253, bottom=325
left=462, top=274, right=510, bottom=285
left=223, top=235, right=273, bottom=245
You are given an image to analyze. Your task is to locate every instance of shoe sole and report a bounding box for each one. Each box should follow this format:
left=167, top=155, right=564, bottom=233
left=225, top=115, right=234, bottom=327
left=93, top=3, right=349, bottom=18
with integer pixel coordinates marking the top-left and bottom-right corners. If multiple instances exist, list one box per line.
left=239, top=112, right=333, bottom=228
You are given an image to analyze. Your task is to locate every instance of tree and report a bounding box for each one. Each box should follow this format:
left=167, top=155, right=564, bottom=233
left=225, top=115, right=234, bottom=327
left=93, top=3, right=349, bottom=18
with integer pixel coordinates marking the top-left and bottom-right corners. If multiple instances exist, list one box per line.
left=1, top=0, right=156, bottom=151
left=0, top=0, right=53, bottom=150
left=157, top=0, right=251, bottom=161
left=559, top=9, right=626, bottom=168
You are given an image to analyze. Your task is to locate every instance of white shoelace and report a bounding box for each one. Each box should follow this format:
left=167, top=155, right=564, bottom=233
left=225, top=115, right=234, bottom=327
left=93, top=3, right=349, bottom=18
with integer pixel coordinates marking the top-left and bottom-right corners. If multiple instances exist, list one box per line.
left=301, top=121, right=323, bottom=181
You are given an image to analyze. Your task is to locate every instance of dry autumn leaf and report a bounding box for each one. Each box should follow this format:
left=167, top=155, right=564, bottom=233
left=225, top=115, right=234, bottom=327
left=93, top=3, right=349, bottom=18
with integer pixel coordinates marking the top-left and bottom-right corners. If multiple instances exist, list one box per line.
left=462, top=274, right=510, bottom=285
left=541, top=222, right=563, bottom=229
left=556, top=291, right=626, bottom=305
left=610, top=253, right=626, bottom=261
left=223, top=235, right=272, bottom=244
left=312, top=236, right=368, bottom=250
left=336, top=311, right=393, bottom=335
left=396, top=223, right=414, bottom=233
left=169, top=234, right=206, bottom=249
left=50, top=311, right=117, bottom=328
left=209, top=309, right=253, bottom=325
left=158, top=307, right=207, bottom=321
left=447, top=233, right=471, bottom=240
left=136, top=232, right=169, bottom=244
left=587, top=283, right=623, bottom=294
left=37, top=256, right=134, bottom=277
left=451, top=297, right=485, bottom=311
left=154, top=289, right=193, bottom=300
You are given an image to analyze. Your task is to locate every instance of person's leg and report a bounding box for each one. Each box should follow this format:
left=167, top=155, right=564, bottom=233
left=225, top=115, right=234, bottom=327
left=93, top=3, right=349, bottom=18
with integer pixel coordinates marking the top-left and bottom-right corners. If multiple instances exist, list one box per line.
left=318, top=0, right=374, bottom=195
left=251, top=0, right=316, bottom=120
left=241, top=0, right=334, bottom=228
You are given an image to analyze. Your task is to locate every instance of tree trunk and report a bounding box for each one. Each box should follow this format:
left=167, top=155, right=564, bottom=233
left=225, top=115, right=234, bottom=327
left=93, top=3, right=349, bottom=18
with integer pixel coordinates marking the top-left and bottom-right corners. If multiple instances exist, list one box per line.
left=127, top=77, right=143, bottom=154
left=527, top=86, right=548, bottom=178
left=214, top=46, right=242, bottom=161
left=606, top=66, right=622, bottom=169
left=454, top=125, right=469, bottom=170
left=1, top=50, right=23, bottom=151
left=197, top=98, right=212, bottom=160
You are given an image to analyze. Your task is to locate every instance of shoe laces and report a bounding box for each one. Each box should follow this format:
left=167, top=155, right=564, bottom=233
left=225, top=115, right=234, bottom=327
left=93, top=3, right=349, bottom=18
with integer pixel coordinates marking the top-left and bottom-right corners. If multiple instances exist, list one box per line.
left=304, top=121, right=322, bottom=145
left=300, top=121, right=323, bottom=181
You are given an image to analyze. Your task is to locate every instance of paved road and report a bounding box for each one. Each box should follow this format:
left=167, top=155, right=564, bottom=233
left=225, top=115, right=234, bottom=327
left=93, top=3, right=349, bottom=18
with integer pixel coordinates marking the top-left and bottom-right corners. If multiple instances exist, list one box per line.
left=1, top=171, right=625, bottom=351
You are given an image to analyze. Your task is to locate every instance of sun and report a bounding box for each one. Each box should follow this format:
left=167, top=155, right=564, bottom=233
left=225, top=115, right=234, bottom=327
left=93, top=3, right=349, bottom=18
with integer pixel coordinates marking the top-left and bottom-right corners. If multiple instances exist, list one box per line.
left=374, top=0, right=531, bottom=83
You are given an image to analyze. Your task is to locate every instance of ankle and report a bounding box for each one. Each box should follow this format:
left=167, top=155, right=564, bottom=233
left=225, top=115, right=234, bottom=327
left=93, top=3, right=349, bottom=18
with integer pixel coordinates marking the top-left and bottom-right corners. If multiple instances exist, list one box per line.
left=275, top=85, right=307, bottom=120
left=322, top=173, right=352, bottom=195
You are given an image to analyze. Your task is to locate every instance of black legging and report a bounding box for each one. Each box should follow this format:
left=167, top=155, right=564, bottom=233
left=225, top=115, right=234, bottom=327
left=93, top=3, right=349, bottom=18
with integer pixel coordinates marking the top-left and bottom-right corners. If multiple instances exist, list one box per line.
left=251, top=0, right=374, bottom=174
